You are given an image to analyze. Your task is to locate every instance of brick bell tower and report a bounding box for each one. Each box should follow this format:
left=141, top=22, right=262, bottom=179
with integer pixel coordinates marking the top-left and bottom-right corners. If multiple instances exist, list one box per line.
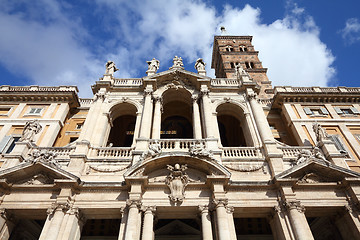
left=211, top=34, right=273, bottom=98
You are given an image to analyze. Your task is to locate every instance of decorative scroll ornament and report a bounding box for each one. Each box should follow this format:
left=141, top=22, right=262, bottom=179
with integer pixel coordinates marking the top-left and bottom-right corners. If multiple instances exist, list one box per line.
left=140, top=141, right=162, bottom=161
left=296, top=147, right=330, bottom=165
left=19, top=120, right=42, bottom=142
left=165, top=164, right=188, bottom=204
left=189, top=141, right=214, bottom=159
left=26, top=149, right=60, bottom=168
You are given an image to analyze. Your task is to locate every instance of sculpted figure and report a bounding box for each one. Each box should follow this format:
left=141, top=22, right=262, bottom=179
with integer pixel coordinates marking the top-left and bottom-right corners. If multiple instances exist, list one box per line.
left=140, top=140, right=162, bottom=160
left=194, top=58, right=206, bottom=71
left=312, top=122, right=330, bottom=144
left=296, top=149, right=312, bottom=165
left=20, top=120, right=42, bottom=142
left=105, top=61, right=119, bottom=75
left=165, top=164, right=188, bottom=203
left=189, top=141, right=213, bottom=158
left=172, top=56, right=184, bottom=67
left=27, top=149, right=60, bottom=168
left=147, top=58, right=160, bottom=72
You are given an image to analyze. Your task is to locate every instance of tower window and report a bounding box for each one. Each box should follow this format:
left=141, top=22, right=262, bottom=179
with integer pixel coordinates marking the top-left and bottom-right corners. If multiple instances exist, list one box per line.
left=245, top=62, right=255, bottom=69
left=230, top=62, right=235, bottom=68
left=239, top=45, right=248, bottom=52
left=225, top=45, right=234, bottom=52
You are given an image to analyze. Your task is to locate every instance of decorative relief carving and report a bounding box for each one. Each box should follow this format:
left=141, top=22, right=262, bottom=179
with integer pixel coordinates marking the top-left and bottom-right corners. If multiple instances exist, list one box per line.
left=19, top=173, right=53, bottom=185
left=189, top=141, right=214, bottom=159
left=140, top=141, right=162, bottom=161
left=165, top=164, right=188, bottom=204
left=246, top=92, right=257, bottom=101
left=87, top=164, right=130, bottom=173
left=25, top=149, right=60, bottom=168
left=19, top=120, right=42, bottom=142
left=297, top=173, right=325, bottom=184
left=224, top=163, right=267, bottom=174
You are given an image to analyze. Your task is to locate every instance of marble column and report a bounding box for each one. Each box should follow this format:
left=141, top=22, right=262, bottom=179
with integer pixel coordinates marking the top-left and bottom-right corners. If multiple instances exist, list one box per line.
left=59, top=207, right=83, bottom=240
left=337, top=204, right=360, bottom=239
left=124, top=201, right=141, bottom=240
left=0, top=209, right=14, bottom=240
left=152, top=97, right=162, bottom=139
left=269, top=205, right=293, bottom=240
left=139, top=89, right=154, bottom=140
left=199, top=205, right=213, bottom=240
left=201, top=89, right=214, bottom=138
left=39, top=204, right=68, bottom=240
left=214, top=200, right=231, bottom=240
left=118, top=208, right=128, bottom=240
left=244, top=112, right=260, bottom=147
left=226, top=206, right=237, bottom=240
left=247, top=91, right=274, bottom=143
left=285, top=201, right=314, bottom=240
left=141, top=206, right=156, bottom=240
left=192, top=95, right=202, bottom=139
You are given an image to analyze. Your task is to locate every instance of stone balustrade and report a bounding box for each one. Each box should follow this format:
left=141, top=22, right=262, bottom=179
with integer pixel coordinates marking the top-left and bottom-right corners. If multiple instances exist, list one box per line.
left=31, top=147, right=75, bottom=158
left=79, top=98, right=93, bottom=106
left=280, top=146, right=313, bottom=159
left=150, top=139, right=206, bottom=152
left=92, top=147, right=133, bottom=158
left=275, top=86, right=360, bottom=94
left=0, top=85, right=78, bottom=92
left=211, top=78, right=239, bottom=87
left=221, top=147, right=262, bottom=159
left=113, top=79, right=143, bottom=86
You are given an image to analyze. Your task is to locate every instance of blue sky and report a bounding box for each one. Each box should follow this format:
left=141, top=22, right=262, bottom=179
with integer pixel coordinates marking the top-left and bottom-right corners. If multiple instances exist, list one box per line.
left=0, top=0, right=359, bottom=97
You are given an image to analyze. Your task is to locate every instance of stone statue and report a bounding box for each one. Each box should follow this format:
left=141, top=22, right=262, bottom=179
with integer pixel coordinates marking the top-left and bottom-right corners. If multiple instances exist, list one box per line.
left=172, top=56, right=184, bottom=68
left=296, top=149, right=312, bottom=165
left=20, top=120, right=42, bottom=142
left=140, top=140, right=162, bottom=160
left=296, top=147, right=330, bottom=165
left=194, top=58, right=206, bottom=71
left=312, top=122, right=330, bottom=144
left=235, top=63, right=246, bottom=76
left=105, top=61, right=119, bottom=75
left=165, top=163, right=188, bottom=203
left=147, top=58, right=160, bottom=72
left=189, top=141, right=213, bottom=159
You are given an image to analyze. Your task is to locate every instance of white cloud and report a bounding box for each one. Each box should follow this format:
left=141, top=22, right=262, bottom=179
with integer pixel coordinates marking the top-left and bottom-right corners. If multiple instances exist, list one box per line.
left=340, top=18, right=360, bottom=45
left=0, top=0, right=336, bottom=97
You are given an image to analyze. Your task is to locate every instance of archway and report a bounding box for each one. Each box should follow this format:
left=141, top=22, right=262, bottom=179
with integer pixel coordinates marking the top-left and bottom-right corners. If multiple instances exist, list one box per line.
left=107, top=103, right=137, bottom=147
left=216, top=103, right=249, bottom=147
left=161, top=89, right=193, bottom=139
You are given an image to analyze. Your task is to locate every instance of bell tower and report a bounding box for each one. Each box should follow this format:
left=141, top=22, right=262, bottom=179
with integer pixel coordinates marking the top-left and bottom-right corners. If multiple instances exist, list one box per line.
left=211, top=35, right=273, bottom=98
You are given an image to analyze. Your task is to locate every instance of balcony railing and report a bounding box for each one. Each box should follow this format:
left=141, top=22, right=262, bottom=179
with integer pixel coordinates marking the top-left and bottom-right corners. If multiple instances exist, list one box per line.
left=91, top=147, right=133, bottom=158
left=211, top=78, right=239, bottom=87
left=279, top=146, right=313, bottom=158
left=31, top=147, right=75, bottom=158
left=113, top=79, right=143, bottom=87
left=150, top=139, right=206, bottom=152
left=221, top=147, right=262, bottom=159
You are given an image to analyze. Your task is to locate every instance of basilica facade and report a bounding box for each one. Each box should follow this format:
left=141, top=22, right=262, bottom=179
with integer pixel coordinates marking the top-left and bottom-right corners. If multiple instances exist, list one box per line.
left=0, top=35, right=360, bottom=239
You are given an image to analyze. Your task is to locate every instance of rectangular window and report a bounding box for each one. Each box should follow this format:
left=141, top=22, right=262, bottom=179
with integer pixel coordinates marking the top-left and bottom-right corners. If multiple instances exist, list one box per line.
left=0, top=107, right=12, bottom=116
left=303, top=107, right=329, bottom=116
left=0, top=135, right=20, bottom=154
left=334, top=107, right=360, bottom=115
left=75, top=122, right=83, bottom=130
left=28, top=107, right=43, bottom=115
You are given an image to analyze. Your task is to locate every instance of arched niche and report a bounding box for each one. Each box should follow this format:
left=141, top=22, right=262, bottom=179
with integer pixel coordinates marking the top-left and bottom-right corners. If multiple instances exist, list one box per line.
left=125, top=155, right=230, bottom=182
left=160, top=88, right=193, bottom=139
left=107, top=103, right=138, bottom=147
left=216, top=102, right=252, bottom=147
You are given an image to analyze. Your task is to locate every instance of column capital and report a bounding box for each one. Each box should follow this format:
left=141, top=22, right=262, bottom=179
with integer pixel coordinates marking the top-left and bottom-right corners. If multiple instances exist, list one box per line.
left=247, top=92, right=257, bottom=101
left=144, top=89, right=153, bottom=96
left=212, top=198, right=228, bottom=208
left=200, top=89, right=210, bottom=96
left=192, top=95, right=200, bottom=102
left=226, top=205, right=234, bottom=214
left=152, top=96, right=163, bottom=103
left=47, top=202, right=71, bottom=216
left=126, top=199, right=142, bottom=209
left=142, top=205, right=157, bottom=214
left=198, top=205, right=210, bottom=214
left=284, top=200, right=305, bottom=213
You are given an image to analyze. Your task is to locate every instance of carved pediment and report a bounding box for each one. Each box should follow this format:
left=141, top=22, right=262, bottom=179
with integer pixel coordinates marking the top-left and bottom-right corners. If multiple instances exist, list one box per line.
left=275, top=160, right=360, bottom=183
left=0, top=162, right=81, bottom=187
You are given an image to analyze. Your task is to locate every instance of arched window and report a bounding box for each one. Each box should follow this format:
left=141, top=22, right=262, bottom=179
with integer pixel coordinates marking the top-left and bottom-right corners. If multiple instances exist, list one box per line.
left=216, top=103, right=252, bottom=147
left=107, top=103, right=137, bottom=147
left=161, top=89, right=193, bottom=139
